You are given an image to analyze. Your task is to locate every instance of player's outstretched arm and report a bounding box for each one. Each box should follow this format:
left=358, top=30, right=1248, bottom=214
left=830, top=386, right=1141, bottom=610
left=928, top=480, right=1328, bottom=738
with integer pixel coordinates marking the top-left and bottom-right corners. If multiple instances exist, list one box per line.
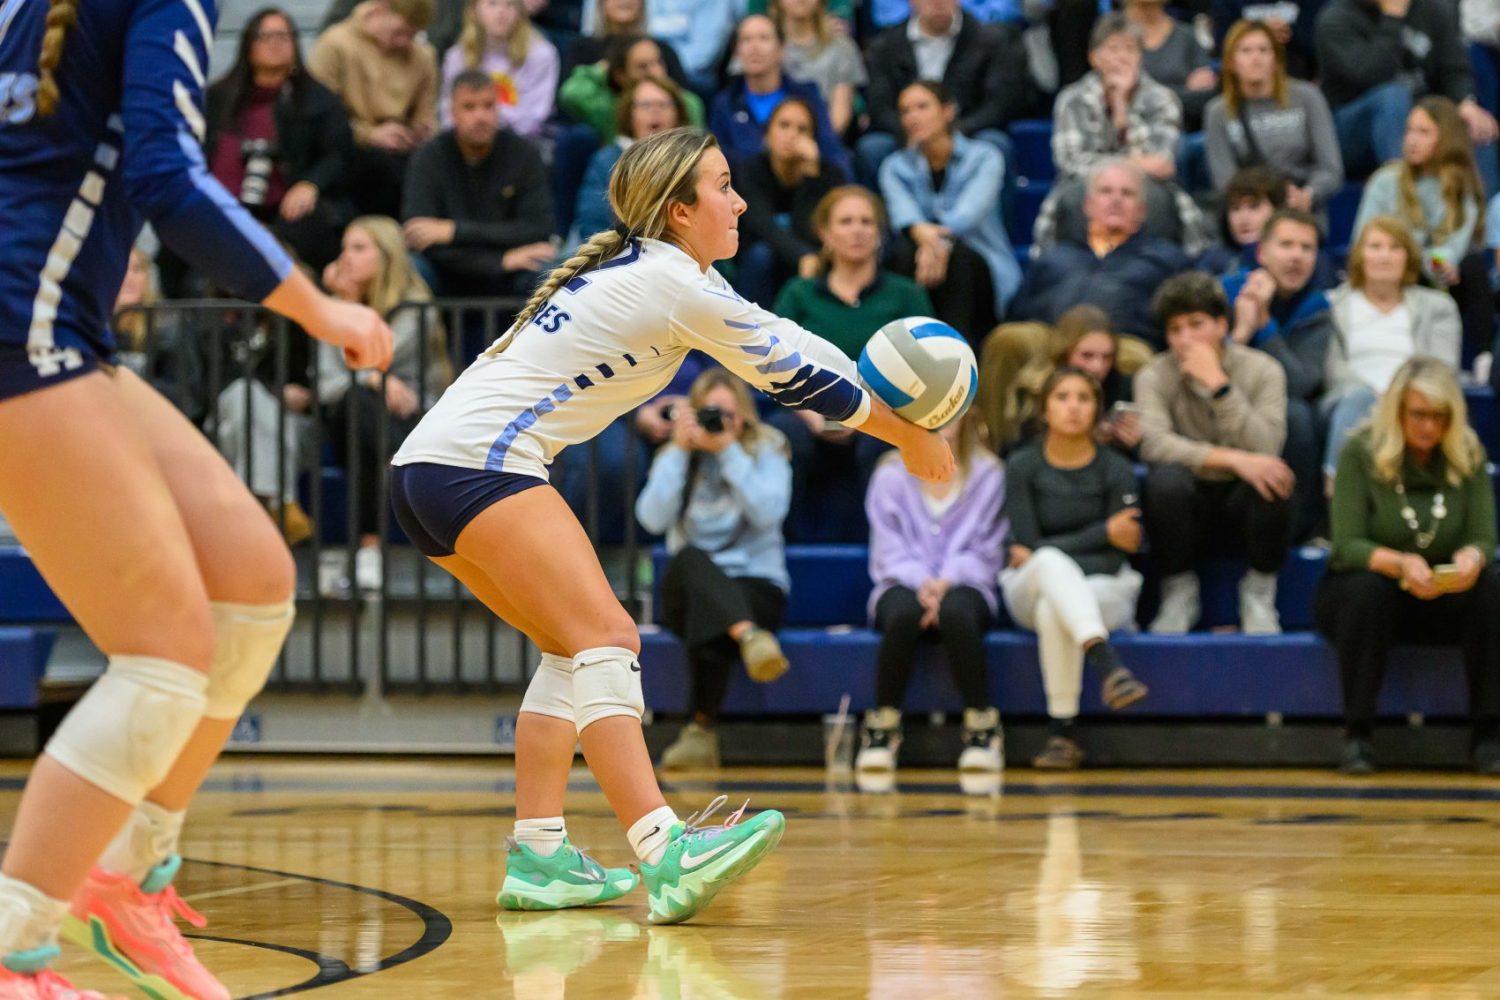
left=264, top=268, right=393, bottom=372
left=857, top=395, right=954, bottom=483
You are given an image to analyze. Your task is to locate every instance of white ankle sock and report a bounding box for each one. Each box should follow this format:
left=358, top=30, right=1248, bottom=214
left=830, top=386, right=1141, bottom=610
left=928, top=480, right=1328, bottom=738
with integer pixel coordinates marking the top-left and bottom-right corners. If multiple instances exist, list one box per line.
left=97, top=800, right=185, bottom=885
left=514, top=817, right=567, bottom=857
left=628, top=806, right=679, bottom=866
left=0, top=874, right=68, bottom=957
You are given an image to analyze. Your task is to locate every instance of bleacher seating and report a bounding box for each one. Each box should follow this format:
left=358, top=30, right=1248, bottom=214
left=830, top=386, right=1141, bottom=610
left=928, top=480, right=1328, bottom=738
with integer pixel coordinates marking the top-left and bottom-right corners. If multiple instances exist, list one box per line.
left=0, top=547, right=68, bottom=709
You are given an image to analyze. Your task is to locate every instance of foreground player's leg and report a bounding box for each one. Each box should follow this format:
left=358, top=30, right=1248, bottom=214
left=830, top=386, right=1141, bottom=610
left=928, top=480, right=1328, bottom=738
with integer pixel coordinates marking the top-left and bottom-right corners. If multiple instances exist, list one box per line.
left=0, top=374, right=218, bottom=998
left=433, top=556, right=638, bottom=910
left=455, top=488, right=785, bottom=923
left=66, top=369, right=296, bottom=1000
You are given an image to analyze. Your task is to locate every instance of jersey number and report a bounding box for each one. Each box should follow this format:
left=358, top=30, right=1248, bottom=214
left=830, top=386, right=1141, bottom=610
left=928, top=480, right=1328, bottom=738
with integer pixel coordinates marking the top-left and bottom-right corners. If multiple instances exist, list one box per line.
left=562, top=239, right=642, bottom=293
left=0, top=73, right=38, bottom=126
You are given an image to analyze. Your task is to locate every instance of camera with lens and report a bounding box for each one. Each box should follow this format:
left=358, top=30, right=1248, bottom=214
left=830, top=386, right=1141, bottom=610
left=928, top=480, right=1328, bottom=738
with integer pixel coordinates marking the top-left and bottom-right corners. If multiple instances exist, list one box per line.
left=696, top=405, right=725, bottom=434
left=240, top=138, right=274, bottom=208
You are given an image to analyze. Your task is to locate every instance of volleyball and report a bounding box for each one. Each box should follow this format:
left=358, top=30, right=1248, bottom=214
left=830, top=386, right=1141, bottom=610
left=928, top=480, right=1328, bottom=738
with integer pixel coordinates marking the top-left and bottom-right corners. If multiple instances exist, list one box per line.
left=857, top=317, right=978, bottom=430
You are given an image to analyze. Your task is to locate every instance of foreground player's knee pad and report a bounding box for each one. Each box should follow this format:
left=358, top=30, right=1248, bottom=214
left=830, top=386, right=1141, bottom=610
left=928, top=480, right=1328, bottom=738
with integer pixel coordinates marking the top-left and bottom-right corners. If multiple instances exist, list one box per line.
left=572, top=647, right=645, bottom=733
left=45, top=656, right=207, bottom=804
left=519, top=652, right=575, bottom=723
left=204, top=601, right=295, bottom=720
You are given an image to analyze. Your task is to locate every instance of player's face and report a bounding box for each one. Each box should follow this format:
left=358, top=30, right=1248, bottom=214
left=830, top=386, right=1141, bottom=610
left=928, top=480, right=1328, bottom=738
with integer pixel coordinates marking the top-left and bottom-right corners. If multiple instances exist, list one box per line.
left=628, top=81, right=679, bottom=138
left=338, top=226, right=383, bottom=290
left=677, top=148, right=746, bottom=263
left=451, top=84, right=500, bottom=147
left=1067, top=332, right=1116, bottom=384
left=475, top=0, right=519, bottom=40
left=1044, top=374, right=1098, bottom=437
left=819, top=193, right=880, bottom=266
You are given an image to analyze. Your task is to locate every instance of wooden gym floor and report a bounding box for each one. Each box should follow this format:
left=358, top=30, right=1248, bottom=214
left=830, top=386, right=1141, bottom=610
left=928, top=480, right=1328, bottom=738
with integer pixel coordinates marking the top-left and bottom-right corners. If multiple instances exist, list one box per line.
left=6, top=758, right=1499, bottom=998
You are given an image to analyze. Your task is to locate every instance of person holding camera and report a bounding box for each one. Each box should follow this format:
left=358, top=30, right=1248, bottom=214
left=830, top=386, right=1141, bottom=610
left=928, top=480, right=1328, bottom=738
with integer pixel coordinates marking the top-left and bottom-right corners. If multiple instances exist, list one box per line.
left=1317, top=357, right=1500, bottom=775
left=636, top=368, right=795, bottom=770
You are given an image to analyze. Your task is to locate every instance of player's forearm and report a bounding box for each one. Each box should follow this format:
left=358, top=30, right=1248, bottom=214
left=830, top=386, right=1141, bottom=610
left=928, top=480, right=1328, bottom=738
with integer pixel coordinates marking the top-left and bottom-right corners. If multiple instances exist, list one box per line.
left=856, top=395, right=930, bottom=450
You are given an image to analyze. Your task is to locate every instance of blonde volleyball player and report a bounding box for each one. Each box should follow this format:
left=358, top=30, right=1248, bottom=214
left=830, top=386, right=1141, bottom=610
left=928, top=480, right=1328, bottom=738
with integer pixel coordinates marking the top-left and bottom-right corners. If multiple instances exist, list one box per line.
left=0, top=0, right=392, bottom=996
left=390, top=127, right=953, bottom=924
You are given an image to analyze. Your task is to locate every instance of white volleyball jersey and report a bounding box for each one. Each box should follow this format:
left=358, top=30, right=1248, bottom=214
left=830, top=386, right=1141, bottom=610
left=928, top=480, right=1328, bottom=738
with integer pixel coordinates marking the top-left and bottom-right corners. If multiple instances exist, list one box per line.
left=394, top=237, right=872, bottom=479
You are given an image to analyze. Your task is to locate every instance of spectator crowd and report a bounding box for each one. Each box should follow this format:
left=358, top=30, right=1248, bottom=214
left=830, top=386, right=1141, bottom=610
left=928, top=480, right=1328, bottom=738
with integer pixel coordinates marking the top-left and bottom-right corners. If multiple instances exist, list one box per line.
left=121, top=0, right=1500, bottom=777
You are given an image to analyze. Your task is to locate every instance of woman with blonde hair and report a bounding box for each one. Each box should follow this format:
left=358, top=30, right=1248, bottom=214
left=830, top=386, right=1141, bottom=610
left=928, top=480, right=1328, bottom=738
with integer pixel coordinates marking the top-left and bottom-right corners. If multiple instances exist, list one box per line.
left=1002, top=367, right=1148, bottom=770
left=1318, top=357, right=1500, bottom=775
left=1203, top=19, right=1343, bottom=210
left=390, top=128, right=952, bottom=923
left=1353, top=96, right=1492, bottom=360
left=1323, top=215, right=1462, bottom=478
left=768, top=0, right=865, bottom=135
left=320, top=216, right=451, bottom=590
left=440, top=0, right=560, bottom=137
left=637, top=368, right=793, bottom=769
left=859, top=407, right=1007, bottom=776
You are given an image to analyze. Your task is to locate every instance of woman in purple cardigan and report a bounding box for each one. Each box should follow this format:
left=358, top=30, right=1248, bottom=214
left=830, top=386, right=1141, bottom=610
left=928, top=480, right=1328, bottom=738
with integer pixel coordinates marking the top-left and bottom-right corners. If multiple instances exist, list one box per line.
left=859, top=409, right=1007, bottom=776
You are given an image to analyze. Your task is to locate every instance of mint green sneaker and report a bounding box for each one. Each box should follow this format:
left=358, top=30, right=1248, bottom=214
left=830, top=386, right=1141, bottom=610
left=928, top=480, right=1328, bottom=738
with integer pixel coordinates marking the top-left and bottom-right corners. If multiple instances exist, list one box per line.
left=640, top=796, right=786, bottom=925
left=498, top=837, right=641, bottom=911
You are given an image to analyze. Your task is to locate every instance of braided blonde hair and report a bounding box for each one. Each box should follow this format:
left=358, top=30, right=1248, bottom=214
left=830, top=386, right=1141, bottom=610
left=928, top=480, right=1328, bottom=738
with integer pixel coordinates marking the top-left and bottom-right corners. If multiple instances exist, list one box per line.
left=486, top=127, right=718, bottom=356
left=35, top=0, right=77, bottom=117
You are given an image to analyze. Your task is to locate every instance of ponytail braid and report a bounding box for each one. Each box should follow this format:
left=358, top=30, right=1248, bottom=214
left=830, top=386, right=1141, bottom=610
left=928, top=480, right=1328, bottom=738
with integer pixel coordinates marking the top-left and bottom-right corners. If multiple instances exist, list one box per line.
left=35, top=0, right=78, bottom=117
left=484, top=229, right=627, bottom=356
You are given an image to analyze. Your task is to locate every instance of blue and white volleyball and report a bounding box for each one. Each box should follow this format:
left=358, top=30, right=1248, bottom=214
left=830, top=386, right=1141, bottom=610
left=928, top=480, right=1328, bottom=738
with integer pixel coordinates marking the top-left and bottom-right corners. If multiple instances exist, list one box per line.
left=857, top=317, right=978, bottom=430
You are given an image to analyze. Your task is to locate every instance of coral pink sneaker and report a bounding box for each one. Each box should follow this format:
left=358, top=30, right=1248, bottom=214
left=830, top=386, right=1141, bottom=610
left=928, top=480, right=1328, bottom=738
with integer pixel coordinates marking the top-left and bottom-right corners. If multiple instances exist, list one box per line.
left=62, top=857, right=228, bottom=1000
left=0, top=945, right=119, bottom=999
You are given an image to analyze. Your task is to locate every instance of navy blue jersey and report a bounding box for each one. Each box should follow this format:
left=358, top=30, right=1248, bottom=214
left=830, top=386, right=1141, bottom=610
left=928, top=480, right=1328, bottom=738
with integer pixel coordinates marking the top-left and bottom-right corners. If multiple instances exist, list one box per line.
left=0, top=0, right=292, bottom=377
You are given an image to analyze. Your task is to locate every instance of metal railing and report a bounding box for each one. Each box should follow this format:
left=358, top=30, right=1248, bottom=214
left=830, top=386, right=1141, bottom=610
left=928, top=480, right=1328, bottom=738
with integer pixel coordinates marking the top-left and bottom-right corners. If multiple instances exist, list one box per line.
left=117, top=297, right=646, bottom=697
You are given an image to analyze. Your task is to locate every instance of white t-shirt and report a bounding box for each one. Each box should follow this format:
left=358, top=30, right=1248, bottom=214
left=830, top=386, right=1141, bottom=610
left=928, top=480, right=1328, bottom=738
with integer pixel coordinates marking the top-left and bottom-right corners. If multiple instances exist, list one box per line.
left=1346, top=290, right=1415, bottom=392
left=394, top=238, right=872, bottom=479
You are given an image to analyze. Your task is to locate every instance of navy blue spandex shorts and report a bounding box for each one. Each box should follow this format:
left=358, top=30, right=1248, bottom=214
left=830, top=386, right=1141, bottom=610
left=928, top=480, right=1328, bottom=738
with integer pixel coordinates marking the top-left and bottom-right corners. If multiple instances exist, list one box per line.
left=0, top=343, right=104, bottom=402
left=389, top=462, right=548, bottom=558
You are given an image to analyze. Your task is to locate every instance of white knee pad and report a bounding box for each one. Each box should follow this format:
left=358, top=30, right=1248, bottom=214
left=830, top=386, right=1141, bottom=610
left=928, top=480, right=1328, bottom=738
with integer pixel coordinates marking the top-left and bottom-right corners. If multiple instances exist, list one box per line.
left=45, top=656, right=207, bottom=804
left=572, top=646, right=645, bottom=733
left=519, top=652, right=575, bottom=723
left=204, top=601, right=294, bottom=720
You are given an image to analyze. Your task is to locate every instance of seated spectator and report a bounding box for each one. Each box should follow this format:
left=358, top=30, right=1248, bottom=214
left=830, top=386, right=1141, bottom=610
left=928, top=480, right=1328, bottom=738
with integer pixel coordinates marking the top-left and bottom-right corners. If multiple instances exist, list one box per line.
left=708, top=16, right=850, bottom=177
left=1324, top=215, right=1461, bottom=477
left=770, top=0, right=866, bottom=136
left=319, top=217, right=451, bottom=591
left=1221, top=208, right=1332, bottom=539
left=1199, top=164, right=1285, bottom=276
left=859, top=0, right=1031, bottom=184
left=576, top=0, right=738, bottom=94
left=563, top=0, right=691, bottom=87
left=1124, top=0, right=1217, bottom=130
left=858, top=410, right=1007, bottom=775
left=770, top=186, right=931, bottom=540
left=1212, top=0, right=1324, bottom=79
left=401, top=70, right=555, bottom=298
left=636, top=369, right=793, bottom=770
left=880, top=81, right=1019, bottom=339
left=1037, top=14, right=1208, bottom=256
left=206, top=7, right=355, bottom=274
left=439, top=0, right=559, bottom=139
left=1002, top=367, right=1149, bottom=770
left=1317, top=357, right=1500, bottom=775
left=1011, top=159, right=1193, bottom=348
left=310, top=0, right=439, bottom=218
left=569, top=77, right=689, bottom=244
left=1316, top=0, right=1499, bottom=178
left=1137, top=273, right=1294, bottom=634
left=559, top=33, right=706, bottom=140
left=734, top=98, right=846, bottom=304
left=1204, top=20, right=1344, bottom=211
left=981, top=304, right=1150, bottom=454
left=1354, top=96, right=1494, bottom=363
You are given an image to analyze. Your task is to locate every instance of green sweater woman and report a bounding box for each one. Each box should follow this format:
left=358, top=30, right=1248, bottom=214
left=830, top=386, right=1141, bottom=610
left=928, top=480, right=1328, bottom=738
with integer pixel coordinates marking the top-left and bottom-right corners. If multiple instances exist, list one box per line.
left=558, top=34, right=705, bottom=141
left=1317, top=357, right=1500, bottom=776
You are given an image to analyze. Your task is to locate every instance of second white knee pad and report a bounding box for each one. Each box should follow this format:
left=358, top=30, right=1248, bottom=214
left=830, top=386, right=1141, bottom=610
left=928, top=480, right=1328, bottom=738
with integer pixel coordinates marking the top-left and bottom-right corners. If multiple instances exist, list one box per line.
left=519, top=652, right=575, bottom=723
left=45, top=655, right=207, bottom=804
left=205, top=601, right=294, bottom=720
left=572, top=646, right=645, bottom=733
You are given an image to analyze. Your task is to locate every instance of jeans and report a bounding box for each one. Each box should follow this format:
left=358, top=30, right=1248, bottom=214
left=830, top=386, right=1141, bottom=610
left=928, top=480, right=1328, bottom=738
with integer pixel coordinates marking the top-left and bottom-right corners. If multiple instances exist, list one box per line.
left=1333, top=82, right=1411, bottom=178
left=1320, top=385, right=1378, bottom=476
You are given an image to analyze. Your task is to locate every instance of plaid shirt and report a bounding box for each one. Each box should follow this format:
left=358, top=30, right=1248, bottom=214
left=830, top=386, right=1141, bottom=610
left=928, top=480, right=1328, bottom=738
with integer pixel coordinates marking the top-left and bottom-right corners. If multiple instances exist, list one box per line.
left=1051, top=71, right=1181, bottom=178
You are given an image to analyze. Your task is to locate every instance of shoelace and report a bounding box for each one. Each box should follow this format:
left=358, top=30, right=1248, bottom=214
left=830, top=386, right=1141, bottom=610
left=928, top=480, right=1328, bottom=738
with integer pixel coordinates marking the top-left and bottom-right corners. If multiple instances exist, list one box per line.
left=680, top=795, right=750, bottom=845
left=147, top=885, right=208, bottom=957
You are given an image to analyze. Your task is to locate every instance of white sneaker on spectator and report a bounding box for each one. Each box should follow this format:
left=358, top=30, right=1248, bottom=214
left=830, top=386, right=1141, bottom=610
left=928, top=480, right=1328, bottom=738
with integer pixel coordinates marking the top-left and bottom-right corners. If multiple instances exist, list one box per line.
left=1239, top=570, right=1281, bottom=634
left=958, top=707, right=1003, bottom=773
left=855, top=707, right=901, bottom=772
left=355, top=545, right=382, bottom=593
left=660, top=722, right=720, bottom=769
left=1149, top=572, right=1199, bottom=634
